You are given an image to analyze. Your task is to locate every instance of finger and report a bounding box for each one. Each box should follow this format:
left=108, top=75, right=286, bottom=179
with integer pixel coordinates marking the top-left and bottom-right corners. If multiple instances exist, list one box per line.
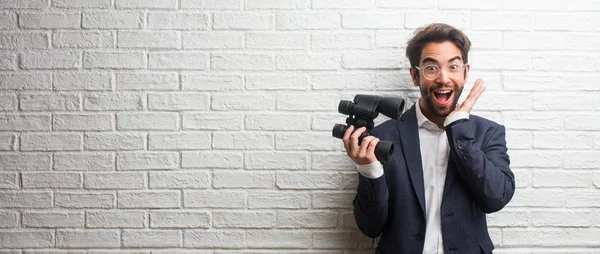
left=465, top=78, right=483, bottom=101
left=350, top=127, right=366, bottom=154
left=358, top=136, right=374, bottom=158
left=342, top=125, right=354, bottom=153
left=366, top=138, right=380, bottom=160
left=462, top=79, right=485, bottom=109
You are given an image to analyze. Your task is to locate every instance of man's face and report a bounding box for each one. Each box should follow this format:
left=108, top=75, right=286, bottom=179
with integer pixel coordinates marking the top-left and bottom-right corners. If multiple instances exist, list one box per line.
left=411, top=41, right=470, bottom=118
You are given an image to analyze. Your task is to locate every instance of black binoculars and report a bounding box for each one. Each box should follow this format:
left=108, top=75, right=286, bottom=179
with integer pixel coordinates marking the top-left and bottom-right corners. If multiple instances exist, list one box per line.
left=332, top=94, right=405, bottom=164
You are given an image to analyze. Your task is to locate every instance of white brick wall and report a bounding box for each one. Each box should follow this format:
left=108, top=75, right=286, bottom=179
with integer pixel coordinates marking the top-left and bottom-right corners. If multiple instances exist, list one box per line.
left=0, top=0, right=598, bottom=252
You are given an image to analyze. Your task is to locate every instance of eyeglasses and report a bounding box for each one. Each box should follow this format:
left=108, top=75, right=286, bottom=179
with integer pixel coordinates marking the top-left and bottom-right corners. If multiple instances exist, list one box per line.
left=414, top=63, right=468, bottom=80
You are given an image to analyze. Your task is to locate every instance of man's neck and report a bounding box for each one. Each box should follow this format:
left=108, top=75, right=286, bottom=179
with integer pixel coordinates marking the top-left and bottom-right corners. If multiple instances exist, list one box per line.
left=418, top=99, right=445, bottom=129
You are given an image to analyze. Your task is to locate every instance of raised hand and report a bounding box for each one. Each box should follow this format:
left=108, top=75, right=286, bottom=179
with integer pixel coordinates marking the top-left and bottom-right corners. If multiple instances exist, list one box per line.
left=449, top=78, right=486, bottom=118
left=342, top=125, right=380, bottom=165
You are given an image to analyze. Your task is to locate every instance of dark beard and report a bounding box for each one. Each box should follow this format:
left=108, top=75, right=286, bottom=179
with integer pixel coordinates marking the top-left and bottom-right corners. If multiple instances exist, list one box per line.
left=421, top=83, right=463, bottom=118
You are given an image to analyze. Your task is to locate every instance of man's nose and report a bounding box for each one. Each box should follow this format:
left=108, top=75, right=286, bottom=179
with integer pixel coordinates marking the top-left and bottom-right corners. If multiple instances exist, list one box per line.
left=436, top=68, right=451, bottom=83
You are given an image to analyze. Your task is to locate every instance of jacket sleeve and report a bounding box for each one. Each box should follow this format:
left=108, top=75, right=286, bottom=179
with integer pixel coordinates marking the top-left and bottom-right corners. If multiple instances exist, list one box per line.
left=445, top=119, right=515, bottom=213
left=353, top=173, right=389, bottom=238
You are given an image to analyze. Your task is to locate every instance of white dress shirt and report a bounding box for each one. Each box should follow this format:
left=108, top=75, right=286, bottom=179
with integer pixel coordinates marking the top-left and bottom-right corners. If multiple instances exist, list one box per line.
left=356, top=100, right=469, bottom=254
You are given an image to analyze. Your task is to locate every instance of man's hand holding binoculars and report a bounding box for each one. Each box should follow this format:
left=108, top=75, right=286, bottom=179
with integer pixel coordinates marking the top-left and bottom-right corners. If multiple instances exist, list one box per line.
left=342, top=125, right=380, bottom=165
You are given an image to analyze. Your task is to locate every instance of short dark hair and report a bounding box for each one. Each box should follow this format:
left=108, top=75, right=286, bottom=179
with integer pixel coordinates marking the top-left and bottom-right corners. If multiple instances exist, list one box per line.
left=406, top=23, right=471, bottom=71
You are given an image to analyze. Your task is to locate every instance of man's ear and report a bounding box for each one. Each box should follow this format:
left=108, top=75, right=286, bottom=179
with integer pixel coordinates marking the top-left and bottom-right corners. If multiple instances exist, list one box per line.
left=464, top=63, right=470, bottom=84
left=409, top=67, right=419, bottom=86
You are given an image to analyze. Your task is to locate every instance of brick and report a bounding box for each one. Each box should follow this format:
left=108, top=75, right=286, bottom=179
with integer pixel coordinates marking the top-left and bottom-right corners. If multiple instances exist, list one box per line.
left=312, top=232, right=373, bottom=249
left=314, top=0, right=371, bottom=8
left=276, top=132, right=339, bottom=151
left=53, top=72, right=111, bottom=91
left=533, top=170, right=593, bottom=188
left=0, top=134, right=14, bottom=150
left=534, top=13, right=596, bottom=31
left=470, top=52, right=530, bottom=70
left=55, top=192, right=114, bottom=208
left=485, top=209, right=529, bottom=227
left=312, top=32, right=371, bottom=49
left=533, top=132, right=593, bottom=149
left=0, top=12, right=17, bottom=29
left=471, top=12, right=532, bottom=31
left=0, top=32, right=48, bottom=49
left=276, top=211, right=337, bottom=228
left=277, top=12, right=340, bottom=29
left=0, top=114, right=50, bottom=131
left=83, top=11, right=143, bottom=29
left=23, top=211, right=84, bottom=228
left=505, top=32, right=566, bottom=50
left=116, top=71, right=179, bottom=91
left=116, top=0, right=177, bottom=9
left=0, top=210, right=18, bottom=227
left=184, top=230, right=244, bottom=248
left=123, top=230, right=181, bottom=248
left=533, top=54, right=594, bottom=72
left=213, top=132, right=274, bottom=150
left=52, top=114, right=114, bottom=131
left=245, top=152, right=308, bottom=170
left=375, top=31, right=411, bottom=49
left=343, top=51, right=404, bottom=69
left=116, top=152, right=179, bottom=170
left=148, top=12, right=208, bottom=29
left=212, top=93, right=275, bottom=110
left=0, top=93, right=19, bottom=112
left=182, top=32, right=242, bottom=49
left=439, top=0, right=501, bottom=9
left=183, top=112, right=243, bottom=130
left=149, top=132, right=210, bottom=150
left=503, top=73, right=565, bottom=91
left=20, top=50, right=80, bottom=69
left=19, top=12, right=80, bottom=29
left=277, top=93, right=338, bottom=111
left=313, top=113, right=343, bottom=131
left=0, top=191, right=52, bottom=208
left=503, top=113, right=563, bottom=130
left=0, top=153, right=51, bottom=171
left=312, top=152, right=355, bottom=171
left=246, top=0, right=309, bottom=9
left=534, top=94, right=594, bottom=111
left=246, top=230, right=309, bottom=248
left=246, top=74, right=309, bottom=90
left=180, top=0, right=242, bottom=9
left=22, top=172, right=81, bottom=189
left=148, top=92, right=209, bottom=110
left=118, top=191, right=180, bottom=209
left=564, top=152, right=600, bottom=169
left=245, top=113, right=310, bottom=131
left=52, top=0, right=111, bottom=8
left=149, top=171, right=210, bottom=189
left=20, top=133, right=80, bottom=151
left=566, top=114, right=600, bottom=130
left=510, top=189, right=566, bottom=208
left=84, top=92, right=143, bottom=111
left=341, top=172, right=359, bottom=190
left=86, top=211, right=145, bottom=228
left=464, top=31, right=503, bottom=50
left=182, top=151, right=243, bottom=168
left=214, top=13, right=272, bottom=30
left=149, top=52, right=208, bottom=70
left=0, top=231, right=53, bottom=248
left=509, top=151, right=563, bottom=168
left=117, top=31, right=179, bottom=49
left=504, top=228, right=600, bottom=247
left=531, top=209, right=591, bottom=227
left=54, top=152, right=114, bottom=171
left=181, top=74, right=243, bottom=91
left=246, top=32, right=307, bottom=49
left=84, top=51, right=146, bottom=69
left=568, top=33, right=600, bottom=50
left=565, top=190, right=600, bottom=207
left=19, top=93, right=80, bottom=111
left=312, top=192, right=353, bottom=208
left=277, top=172, right=341, bottom=189
left=475, top=92, right=531, bottom=111
left=248, top=192, right=310, bottom=209
left=213, top=171, right=273, bottom=189
left=212, top=53, right=273, bottom=71
left=184, top=190, right=246, bottom=208
left=84, top=172, right=145, bottom=189
left=0, top=73, right=51, bottom=90
left=0, top=173, right=18, bottom=189
left=376, top=0, right=435, bottom=8
left=405, top=11, right=468, bottom=29
left=56, top=230, right=119, bottom=248
left=568, top=74, right=600, bottom=91
left=505, top=131, right=532, bottom=150
left=342, top=13, right=402, bottom=29
left=84, top=132, right=144, bottom=151
left=276, top=53, right=338, bottom=70
left=117, top=112, right=178, bottom=130
left=150, top=211, right=210, bottom=228
left=0, top=51, right=17, bottom=70
left=214, top=211, right=274, bottom=228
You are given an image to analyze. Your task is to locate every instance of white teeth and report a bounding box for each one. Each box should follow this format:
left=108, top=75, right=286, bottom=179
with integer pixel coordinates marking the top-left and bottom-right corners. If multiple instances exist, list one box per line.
left=436, top=91, right=451, bottom=94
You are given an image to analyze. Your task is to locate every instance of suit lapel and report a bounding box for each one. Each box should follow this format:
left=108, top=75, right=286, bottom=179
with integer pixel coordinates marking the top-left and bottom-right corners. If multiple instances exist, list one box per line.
left=397, top=105, right=426, bottom=217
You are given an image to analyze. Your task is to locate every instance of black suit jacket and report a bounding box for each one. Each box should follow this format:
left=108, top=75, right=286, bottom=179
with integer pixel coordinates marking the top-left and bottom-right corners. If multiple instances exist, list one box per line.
left=353, top=105, right=515, bottom=254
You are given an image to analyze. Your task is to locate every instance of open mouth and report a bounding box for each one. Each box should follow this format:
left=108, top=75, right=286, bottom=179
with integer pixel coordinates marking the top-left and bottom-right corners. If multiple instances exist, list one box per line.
left=433, top=90, right=453, bottom=105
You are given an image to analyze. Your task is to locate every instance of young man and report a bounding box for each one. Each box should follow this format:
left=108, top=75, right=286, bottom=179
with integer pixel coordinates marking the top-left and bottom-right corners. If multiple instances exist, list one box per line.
left=342, top=23, right=515, bottom=253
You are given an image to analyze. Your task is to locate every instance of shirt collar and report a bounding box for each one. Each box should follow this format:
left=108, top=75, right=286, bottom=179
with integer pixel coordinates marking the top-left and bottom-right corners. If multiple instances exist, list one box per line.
left=415, top=98, right=442, bottom=131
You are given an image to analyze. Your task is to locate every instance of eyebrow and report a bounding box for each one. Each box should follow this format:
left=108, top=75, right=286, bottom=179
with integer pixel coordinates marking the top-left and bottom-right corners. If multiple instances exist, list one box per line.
left=421, top=56, right=463, bottom=65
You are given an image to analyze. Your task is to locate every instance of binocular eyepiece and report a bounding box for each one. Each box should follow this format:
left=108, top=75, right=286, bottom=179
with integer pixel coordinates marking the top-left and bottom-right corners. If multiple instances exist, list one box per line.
left=332, top=94, right=405, bottom=164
